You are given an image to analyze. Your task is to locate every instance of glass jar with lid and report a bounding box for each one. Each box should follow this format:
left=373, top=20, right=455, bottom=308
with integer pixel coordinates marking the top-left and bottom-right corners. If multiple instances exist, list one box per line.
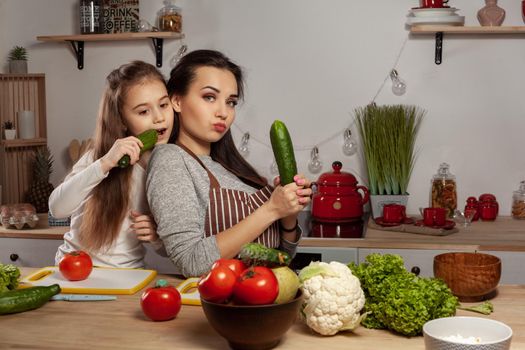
left=512, top=181, right=525, bottom=219
left=431, top=163, right=457, bottom=217
left=157, top=0, right=182, bottom=33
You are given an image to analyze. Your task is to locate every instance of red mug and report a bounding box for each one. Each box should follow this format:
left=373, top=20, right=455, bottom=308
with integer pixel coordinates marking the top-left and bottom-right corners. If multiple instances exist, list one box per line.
left=420, top=0, right=449, bottom=8
left=383, top=204, right=406, bottom=223
left=422, top=207, right=447, bottom=227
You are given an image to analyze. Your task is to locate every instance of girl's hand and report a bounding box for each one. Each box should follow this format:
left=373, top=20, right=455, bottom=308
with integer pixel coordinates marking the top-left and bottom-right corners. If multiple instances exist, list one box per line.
left=100, top=136, right=144, bottom=173
left=130, top=210, right=159, bottom=243
left=269, top=174, right=312, bottom=219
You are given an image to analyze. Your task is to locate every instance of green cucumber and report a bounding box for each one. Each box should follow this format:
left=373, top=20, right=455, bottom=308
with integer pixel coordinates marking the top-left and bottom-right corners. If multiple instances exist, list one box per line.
left=118, top=129, right=158, bottom=168
left=270, top=120, right=297, bottom=185
left=239, top=243, right=291, bottom=268
left=0, top=284, right=61, bottom=315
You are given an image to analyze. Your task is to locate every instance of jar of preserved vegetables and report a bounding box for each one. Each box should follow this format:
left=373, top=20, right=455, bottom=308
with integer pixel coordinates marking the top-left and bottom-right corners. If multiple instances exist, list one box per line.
left=157, top=0, right=182, bottom=33
left=431, top=163, right=457, bottom=217
left=512, top=181, right=525, bottom=219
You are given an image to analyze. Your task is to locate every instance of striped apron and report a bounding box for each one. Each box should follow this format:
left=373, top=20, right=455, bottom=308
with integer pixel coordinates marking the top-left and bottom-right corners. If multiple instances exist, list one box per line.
left=178, top=144, right=280, bottom=248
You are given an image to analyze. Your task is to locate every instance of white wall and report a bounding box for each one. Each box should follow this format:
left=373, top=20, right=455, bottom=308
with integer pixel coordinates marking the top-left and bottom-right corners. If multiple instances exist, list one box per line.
left=1, top=0, right=524, bottom=215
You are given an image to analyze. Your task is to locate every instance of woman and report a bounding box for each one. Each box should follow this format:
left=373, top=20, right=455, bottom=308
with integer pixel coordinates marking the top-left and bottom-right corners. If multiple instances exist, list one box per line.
left=147, top=50, right=311, bottom=277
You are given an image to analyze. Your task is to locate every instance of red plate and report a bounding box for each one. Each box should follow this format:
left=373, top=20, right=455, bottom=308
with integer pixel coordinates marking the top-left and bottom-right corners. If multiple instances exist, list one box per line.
left=414, top=219, right=456, bottom=230
left=411, top=6, right=450, bottom=9
left=375, top=217, right=415, bottom=227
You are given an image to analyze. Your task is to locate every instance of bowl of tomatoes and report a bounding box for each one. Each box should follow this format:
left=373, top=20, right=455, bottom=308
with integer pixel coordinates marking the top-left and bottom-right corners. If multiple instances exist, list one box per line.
left=198, top=258, right=302, bottom=350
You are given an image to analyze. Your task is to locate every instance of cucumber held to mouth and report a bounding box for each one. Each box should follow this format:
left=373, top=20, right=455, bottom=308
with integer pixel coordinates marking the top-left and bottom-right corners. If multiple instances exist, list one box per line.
left=118, top=129, right=159, bottom=168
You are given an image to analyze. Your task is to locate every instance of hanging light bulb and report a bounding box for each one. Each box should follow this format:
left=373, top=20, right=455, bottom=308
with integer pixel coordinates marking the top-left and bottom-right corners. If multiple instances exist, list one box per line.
left=308, top=146, right=323, bottom=174
left=170, top=44, right=188, bottom=67
left=390, top=69, right=406, bottom=96
left=342, top=128, right=358, bottom=156
left=270, top=159, right=279, bottom=175
left=238, top=132, right=250, bottom=157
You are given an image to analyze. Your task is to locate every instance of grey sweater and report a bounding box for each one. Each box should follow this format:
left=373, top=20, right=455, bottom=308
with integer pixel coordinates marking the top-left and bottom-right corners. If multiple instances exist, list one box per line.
left=146, top=144, right=299, bottom=277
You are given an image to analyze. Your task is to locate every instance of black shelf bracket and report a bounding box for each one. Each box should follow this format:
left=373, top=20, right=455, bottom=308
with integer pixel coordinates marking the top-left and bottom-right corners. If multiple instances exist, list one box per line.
left=151, top=38, right=164, bottom=68
left=68, top=40, right=85, bottom=70
left=435, top=32, right=443, bottom=65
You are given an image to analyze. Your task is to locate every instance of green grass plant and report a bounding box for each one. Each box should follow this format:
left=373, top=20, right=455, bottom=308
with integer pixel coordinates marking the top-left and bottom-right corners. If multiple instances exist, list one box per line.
left=355, top=104, right=424, bottom=195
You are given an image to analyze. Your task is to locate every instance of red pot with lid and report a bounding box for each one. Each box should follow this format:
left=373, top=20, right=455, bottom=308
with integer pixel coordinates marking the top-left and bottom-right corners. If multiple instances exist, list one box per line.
left=311, top=161, right=369, bottom=223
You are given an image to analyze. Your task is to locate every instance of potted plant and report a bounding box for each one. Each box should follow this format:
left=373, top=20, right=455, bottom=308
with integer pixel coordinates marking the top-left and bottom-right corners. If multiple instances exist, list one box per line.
left=3, top=120, right=16, bottom=140
left=355, top=104, right=425, bottom=218
left=8, top=46, right=28, bottom=74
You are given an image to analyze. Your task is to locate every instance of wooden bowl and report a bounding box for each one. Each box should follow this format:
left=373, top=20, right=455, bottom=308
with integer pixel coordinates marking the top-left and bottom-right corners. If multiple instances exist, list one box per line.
left=201, top=291, right=302, bottom=350
left=433, top=252, right=501, bottom=302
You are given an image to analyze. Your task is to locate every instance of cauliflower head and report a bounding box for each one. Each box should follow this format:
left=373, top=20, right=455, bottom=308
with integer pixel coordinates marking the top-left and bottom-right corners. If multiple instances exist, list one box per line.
left=299, top=261, right=366, bottom=336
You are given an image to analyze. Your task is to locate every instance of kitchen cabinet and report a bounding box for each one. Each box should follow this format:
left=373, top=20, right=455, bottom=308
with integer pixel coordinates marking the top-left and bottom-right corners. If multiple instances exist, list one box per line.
left=0, top=74, right=48, bottom=204
left=409, top=25, right=525, bottom=64
left=0, top=237, right=61, bottom=267
left=36, top=32, right=184, bottom=69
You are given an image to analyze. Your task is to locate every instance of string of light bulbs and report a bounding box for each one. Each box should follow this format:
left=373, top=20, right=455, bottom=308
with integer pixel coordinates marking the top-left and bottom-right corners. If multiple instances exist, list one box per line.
left=170, top=36, right=409, bottom=176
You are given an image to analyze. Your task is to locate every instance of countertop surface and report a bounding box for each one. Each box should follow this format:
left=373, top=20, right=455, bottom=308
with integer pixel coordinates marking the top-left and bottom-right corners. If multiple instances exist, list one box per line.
left=2, top=215, right=524, bottom=252
left=1, top=268, right=523, bottom=350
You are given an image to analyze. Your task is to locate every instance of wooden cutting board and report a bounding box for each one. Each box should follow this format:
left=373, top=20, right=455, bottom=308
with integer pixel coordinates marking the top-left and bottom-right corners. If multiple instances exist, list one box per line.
left=20, top=266, right=157, bottom=295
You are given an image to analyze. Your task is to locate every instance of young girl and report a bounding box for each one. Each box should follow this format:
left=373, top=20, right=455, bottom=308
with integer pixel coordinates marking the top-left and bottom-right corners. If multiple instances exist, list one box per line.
left=50, top=60, right=174, bottom=268
left=147, top=50, right=312, bottom=277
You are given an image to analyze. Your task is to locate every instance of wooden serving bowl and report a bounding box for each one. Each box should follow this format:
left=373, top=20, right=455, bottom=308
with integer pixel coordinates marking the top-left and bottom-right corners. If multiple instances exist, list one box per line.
left=201, top=291, right=302, bottom=350
left=434, top=252, right=501, bottom=302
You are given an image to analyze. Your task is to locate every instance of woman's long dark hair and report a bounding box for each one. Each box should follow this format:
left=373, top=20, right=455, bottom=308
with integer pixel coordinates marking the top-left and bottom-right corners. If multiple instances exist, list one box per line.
left=167, top=49, right=267, bottom=189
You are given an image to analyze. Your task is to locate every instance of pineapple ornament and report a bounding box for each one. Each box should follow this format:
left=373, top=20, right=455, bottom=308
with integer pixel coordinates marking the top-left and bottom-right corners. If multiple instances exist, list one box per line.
left=27, top=147, right=54, bottom=213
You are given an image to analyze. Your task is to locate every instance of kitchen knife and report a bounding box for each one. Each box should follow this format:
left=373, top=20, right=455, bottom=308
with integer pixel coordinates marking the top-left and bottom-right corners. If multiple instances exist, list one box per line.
left=51, top=294, right=117, bottom=301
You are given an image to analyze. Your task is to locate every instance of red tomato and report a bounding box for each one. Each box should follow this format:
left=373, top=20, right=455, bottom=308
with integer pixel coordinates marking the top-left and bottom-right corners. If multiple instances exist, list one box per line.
left=58, top=251, right=93, bottom=281
left=141, top=280, right=182, bottom=321
left=233, top=266, right=279, bottom=305
left=198, top=265, right=236, bottom=303
left=211, top=258, right=247, bottom=277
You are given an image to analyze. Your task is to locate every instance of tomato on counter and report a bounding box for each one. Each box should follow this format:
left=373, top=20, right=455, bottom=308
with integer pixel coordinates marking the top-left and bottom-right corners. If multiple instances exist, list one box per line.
left=58, top=251, right=93, bottom=281
left=141, top=279, right=181, bottom=321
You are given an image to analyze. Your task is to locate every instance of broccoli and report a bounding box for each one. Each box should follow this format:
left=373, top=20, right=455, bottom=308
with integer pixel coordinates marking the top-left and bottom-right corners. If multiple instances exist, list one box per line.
left=348, top=253, right=459, bottom=336
left=0, top=263, right=21, bottom=294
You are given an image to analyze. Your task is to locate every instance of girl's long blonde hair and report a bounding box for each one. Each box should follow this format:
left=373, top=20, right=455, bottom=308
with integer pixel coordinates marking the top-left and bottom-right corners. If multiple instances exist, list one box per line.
left=80, top=61, right=165, bottom=252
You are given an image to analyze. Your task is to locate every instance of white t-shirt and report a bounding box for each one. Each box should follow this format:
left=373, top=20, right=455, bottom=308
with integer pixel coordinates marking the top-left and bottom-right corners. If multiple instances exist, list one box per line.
left=50, top=151, right=162, bottom=268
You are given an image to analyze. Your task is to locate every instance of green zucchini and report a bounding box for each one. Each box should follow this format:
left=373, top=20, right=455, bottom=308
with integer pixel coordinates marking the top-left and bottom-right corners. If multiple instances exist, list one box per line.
left=270, top=120, right=297, bottom=185
left=118, top=129, right=158, bottom=168
left=0, top=284, right=61, bottom=315
left=239, top=243, right=291, bottom=268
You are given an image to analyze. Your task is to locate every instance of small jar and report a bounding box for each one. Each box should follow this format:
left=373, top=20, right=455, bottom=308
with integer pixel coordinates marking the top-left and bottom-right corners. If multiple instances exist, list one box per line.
left=478, top=193, right=498, bottom=221
left=512, top=181, right=525, bottom=219
left=431, top=163, right=457, bottom=218
left=157, top=0, right=182, bottom=33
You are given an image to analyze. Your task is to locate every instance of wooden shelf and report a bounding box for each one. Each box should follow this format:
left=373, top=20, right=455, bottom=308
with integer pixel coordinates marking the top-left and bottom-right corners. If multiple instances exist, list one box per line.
left=1, top=138, right=47, bottom=149
left=410, top=25, right=525, bottom=34
left=36, top=32, right=185, bottom=69
left=409, top=26, right=525, bottom=64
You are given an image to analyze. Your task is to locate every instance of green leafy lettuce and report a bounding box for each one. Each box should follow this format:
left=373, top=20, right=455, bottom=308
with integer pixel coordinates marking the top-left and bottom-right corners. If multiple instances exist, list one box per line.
left=348, top=253, right=458, bottom=336
left=0, top=263, right=21, bottom=294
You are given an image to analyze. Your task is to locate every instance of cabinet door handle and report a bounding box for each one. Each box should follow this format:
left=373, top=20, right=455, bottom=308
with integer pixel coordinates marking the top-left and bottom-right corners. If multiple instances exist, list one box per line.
left=10, top=254, right=19, bottom=262
left=411, top=266, right=420, bottom=276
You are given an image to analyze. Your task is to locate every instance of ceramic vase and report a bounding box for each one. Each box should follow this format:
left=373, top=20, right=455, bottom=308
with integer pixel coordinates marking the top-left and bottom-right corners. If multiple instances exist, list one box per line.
left=477, top=0, right=505, bottom=26
left=4, top=129, right=16, bottom=140
left=9, top=60, right=28, bottom=74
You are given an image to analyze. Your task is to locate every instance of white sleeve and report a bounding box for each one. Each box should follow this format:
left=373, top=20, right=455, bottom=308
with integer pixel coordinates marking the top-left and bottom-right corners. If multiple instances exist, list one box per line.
left=48, top=151, right=109, bottom=218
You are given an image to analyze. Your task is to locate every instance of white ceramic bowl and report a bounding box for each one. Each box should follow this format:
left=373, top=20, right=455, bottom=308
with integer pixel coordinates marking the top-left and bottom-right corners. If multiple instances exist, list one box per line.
left=423, top=317, right=512, bottom=350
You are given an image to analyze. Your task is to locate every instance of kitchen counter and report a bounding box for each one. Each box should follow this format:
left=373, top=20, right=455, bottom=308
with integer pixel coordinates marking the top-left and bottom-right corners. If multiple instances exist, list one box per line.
left=2, top=216, right=524, bottom=252
left=1, top=268, right=523, bottom=350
